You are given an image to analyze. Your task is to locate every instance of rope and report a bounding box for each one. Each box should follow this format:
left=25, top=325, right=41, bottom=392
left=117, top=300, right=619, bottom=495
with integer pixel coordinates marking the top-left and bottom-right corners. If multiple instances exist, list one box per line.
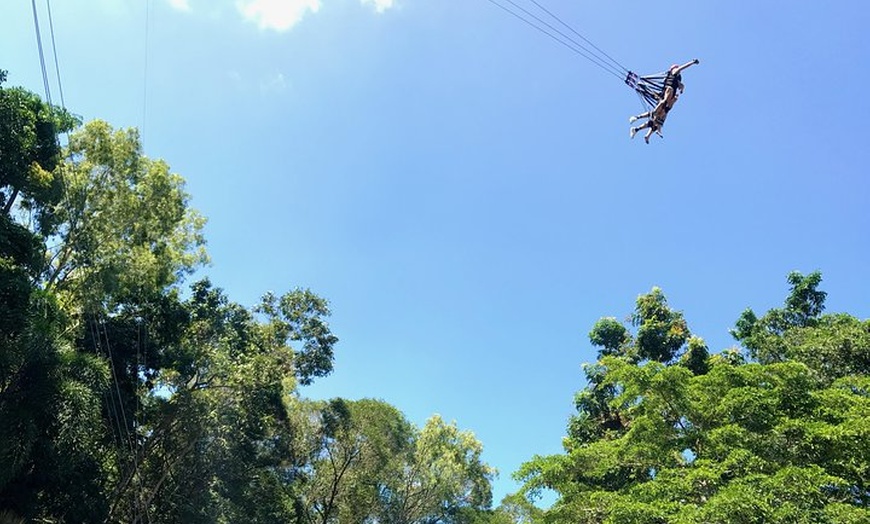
left=484, top=0, right=625, bottom=81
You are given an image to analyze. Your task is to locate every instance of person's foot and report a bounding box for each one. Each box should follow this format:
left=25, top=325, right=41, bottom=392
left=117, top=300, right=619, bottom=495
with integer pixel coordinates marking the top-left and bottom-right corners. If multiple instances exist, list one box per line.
left=630, top=127, right=637, bottom=139
left=644, top=135, right=650, bottom=144
left=629, top=116, right=638, bottom=123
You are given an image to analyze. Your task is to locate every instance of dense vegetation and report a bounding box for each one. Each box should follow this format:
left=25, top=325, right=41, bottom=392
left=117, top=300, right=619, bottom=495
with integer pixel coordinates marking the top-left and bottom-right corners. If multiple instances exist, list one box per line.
left=2, top=73, right=867, bottom=523
left=0, top=74, right=495, bottom=524
left=516, top=275, right=869, bottom=523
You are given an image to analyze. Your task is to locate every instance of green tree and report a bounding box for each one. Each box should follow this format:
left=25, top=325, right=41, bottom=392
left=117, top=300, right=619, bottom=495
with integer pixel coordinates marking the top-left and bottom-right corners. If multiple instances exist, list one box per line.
left=681, top=336, right=710, bottom=376
left=0, top=74, right=355, bottom=524
left=516, top=274, right=869, bottom=523
left=256, top=288, right=340, bottom=386
left=0, top=73, right=500, bottom=524
left=732, top=270, right=868, bottom=382
left=0, top=69, right=76, bottom=222
left=378, top=414, right=496, bottom=524
left=113, top=280, right=339, bottom=524
left=633, top=287, right=690, bottom=363
left=566, top=291, right=693, bottom=448
left=0, top=76, right=111, bottom=523
left=296, top=403, right=495, bottom=524
left=589, top=317, right=630, bottom=357
left=297, top=398, right=414, bottom=524
left=43, top=119, right=207, bottom=312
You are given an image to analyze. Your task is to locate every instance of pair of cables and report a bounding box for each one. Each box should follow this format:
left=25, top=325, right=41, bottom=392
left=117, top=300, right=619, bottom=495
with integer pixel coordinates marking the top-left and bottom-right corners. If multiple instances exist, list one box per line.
left=483, top=0, right=629, bottom=82
left=29, top=0, right=64, bottom=108
left=30, top=0, right=150, bottom=139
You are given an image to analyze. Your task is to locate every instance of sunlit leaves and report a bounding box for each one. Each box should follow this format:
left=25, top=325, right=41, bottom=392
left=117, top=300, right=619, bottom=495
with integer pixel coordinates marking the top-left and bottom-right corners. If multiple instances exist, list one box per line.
left=46, top=120, right=207, bottom=313
left=0, top=82, right=76, bottom=227
left=589, top=317, right=630, bottom=357
left=518, top=276, right=869, bottom=523
left=256, top=289, right=338, bottom=385
left=299, top=404, right=494, bottom=524
left=633, top=287, right=690, bottom=363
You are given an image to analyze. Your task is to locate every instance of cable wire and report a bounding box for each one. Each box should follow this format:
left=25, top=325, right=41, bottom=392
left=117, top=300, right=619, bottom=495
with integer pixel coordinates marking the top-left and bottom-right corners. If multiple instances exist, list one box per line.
left=484, top=0, right=625, bottom=81
left=526, top=0, right=628, bottom=74
left=142, top=0, right=150, bottom=148
left=36, top=12, right=145, bottom=519
left=30, top=0, right=53, bottom=104
left=102, top=319, right=134, bottom=454
left=91, top=318, right=125, bottom=451
left=486, top=0, right=623, bottom=79
left=32, top=0, right=85, bottom=304
left=45, top=0, right=65, bottom=109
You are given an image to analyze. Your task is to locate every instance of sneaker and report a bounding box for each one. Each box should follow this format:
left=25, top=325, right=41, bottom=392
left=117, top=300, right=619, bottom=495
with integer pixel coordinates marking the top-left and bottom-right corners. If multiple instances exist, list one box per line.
left=630, top=127, right=637, bottom=139
left=629, top=116, right=638, bottom=123
left=644, top=135, right=650, bottom=144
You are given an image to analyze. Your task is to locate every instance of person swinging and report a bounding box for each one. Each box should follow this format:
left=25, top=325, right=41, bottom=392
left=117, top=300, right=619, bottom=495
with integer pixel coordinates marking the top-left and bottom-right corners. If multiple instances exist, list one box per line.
left=628, top=59, right=699, bottom=143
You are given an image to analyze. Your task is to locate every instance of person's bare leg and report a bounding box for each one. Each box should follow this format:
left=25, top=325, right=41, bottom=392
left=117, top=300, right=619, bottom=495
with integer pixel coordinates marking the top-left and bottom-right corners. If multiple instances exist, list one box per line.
left=631, top=120, right=652, bottom=139
left=629, top=110, right=651, bottom=123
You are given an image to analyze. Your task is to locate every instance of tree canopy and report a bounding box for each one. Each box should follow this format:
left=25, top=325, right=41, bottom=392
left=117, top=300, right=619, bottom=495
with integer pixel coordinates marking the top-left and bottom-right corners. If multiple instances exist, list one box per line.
left=2, top=73, right=867, bottom=524
left=517, top=274, right=869, bottom=523
left=0, top=76, right=495, bottom=524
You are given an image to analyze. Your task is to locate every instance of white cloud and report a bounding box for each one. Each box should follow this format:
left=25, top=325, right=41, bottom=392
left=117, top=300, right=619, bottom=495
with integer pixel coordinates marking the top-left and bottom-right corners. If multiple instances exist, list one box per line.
left=360, top=0, right=395, bottom=13
left=236, top=0, right=321, bottom=31
left=166, top=0, right=192, bottom=11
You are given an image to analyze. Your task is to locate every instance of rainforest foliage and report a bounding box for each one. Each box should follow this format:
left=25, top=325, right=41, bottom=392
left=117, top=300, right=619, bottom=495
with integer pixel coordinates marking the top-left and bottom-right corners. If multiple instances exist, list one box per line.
left=0, top=74, right=495, bottom=524
left=516, top=275, right=869, bottom=523
left=1, top=74, right=867, bottom=523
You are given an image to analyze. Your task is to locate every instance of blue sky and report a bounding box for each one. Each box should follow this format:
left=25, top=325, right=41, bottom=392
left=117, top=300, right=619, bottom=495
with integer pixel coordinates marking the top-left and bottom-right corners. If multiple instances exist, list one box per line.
left=4, top=0, right=869, bottom=505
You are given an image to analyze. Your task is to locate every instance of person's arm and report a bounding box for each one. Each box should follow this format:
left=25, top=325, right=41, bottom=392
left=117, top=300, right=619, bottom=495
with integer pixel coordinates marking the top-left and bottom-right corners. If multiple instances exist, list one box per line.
left=675, top=59, right=700, bottom=75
